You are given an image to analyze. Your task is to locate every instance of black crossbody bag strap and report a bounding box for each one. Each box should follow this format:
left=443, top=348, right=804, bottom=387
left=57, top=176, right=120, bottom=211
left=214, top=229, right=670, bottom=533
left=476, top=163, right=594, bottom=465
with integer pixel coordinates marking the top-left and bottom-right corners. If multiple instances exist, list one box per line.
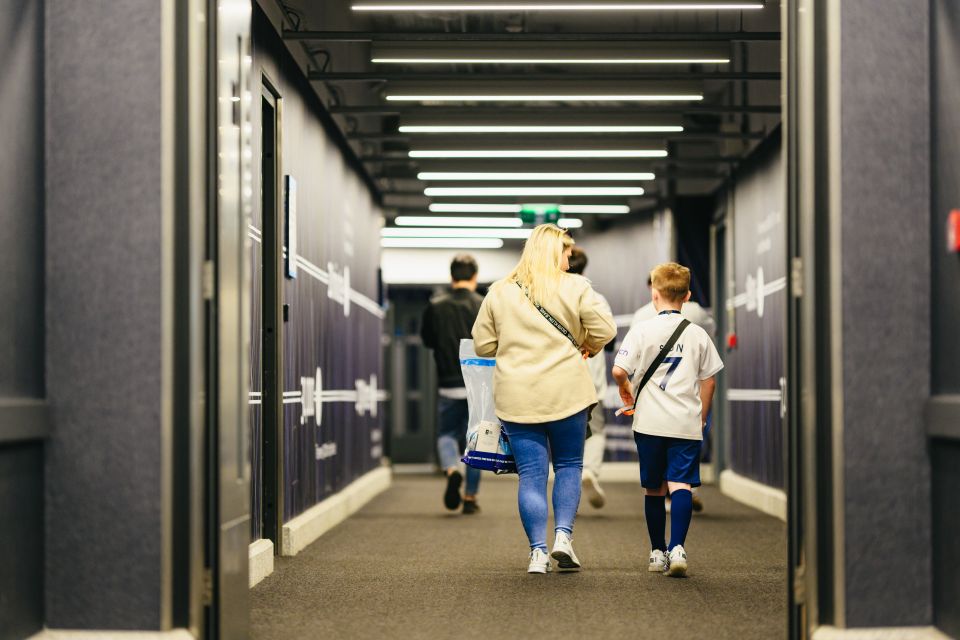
left=629, top=318, right=690, bottom=413
left=515, top=281, right=580, bottom=350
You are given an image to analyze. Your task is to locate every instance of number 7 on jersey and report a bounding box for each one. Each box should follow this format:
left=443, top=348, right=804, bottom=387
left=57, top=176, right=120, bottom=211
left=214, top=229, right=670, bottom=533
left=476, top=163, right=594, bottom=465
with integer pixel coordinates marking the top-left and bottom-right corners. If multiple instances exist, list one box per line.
left=659, top=356, right=682, bottom=391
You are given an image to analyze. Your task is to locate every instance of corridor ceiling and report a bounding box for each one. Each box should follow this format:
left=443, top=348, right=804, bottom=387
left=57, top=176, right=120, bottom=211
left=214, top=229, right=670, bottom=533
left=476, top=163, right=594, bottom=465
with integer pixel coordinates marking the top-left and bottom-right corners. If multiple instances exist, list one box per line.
left=266, top=0, right=781, bottom=231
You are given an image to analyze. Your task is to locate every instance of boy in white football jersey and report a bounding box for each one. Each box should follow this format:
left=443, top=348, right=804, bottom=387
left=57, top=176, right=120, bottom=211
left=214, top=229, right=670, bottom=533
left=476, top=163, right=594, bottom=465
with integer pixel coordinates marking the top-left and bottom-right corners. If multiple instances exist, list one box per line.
left=612, top=263, right=723, bottom=577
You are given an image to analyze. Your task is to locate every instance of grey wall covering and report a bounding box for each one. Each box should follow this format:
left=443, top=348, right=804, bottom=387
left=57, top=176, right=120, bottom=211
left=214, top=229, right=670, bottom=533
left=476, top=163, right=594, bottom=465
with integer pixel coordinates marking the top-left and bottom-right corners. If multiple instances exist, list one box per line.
left=838, top=0, right=931, bottom=626
left=723, top=133, right=786, bottom=489
left=45, top=0, right=166, bottom=629
left=252, top=9, right=385, bottom=524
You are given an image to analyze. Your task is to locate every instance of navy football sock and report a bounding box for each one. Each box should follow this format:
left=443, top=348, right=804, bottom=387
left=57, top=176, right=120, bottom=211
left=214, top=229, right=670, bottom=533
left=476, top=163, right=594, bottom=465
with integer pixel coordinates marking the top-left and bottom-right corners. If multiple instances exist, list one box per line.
left=668, top=489, right=693, bottom=551
left=644, top=495, right=667, bottom=552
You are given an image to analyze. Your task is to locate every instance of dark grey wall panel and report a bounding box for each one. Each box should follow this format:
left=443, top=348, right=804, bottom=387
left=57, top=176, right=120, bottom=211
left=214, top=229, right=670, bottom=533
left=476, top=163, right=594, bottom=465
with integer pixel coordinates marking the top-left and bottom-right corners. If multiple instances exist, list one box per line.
left=0, top=3, right=45, bottom=638
left=252, top=9, right=385, bottom=523
left=930, top=2, right=960, bottom=636
left=838, top=0, right=931, bottom=626
left=0, top=444, right=44, bottom=640
left=45, top=0, right=166, bottom=629
left=0, top=0, right=44, bottom=398
left=931, top=0, right=960, bottom=396
left=931, top=439, right=960, bottom=638
left=725, top=133, right=786, bottom=489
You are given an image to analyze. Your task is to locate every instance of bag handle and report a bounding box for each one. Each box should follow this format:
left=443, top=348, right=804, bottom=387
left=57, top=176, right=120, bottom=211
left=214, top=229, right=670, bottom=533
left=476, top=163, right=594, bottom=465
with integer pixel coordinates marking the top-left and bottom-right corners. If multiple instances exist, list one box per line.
left=515, top=281, right=580, bottom=351
left=617, top=318, right=690, bottom=416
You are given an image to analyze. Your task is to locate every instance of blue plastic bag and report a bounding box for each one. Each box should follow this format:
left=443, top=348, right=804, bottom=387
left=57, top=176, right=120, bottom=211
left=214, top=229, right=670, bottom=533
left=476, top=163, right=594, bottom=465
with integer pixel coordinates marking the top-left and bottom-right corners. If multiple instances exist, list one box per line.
left=459, top=339, right=517, bottom=475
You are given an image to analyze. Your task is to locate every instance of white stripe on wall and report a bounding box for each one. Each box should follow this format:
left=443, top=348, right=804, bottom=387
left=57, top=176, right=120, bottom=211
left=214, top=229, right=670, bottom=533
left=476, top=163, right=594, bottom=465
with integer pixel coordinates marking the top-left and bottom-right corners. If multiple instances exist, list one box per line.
left=726, top=275, right=787, bottom=310
left=727, top=388, right=783, bottom=402
left=246, top=226, right=385, bottom=319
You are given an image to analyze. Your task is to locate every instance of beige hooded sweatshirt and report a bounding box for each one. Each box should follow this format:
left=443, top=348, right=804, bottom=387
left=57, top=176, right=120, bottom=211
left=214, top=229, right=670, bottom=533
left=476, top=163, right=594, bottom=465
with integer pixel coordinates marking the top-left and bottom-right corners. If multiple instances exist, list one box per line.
left=471, top=273, right=617, bottom=424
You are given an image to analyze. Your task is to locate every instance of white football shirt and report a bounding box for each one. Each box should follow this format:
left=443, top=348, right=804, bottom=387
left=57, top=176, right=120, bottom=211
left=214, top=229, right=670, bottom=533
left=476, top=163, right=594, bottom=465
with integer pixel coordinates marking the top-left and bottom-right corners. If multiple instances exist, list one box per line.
left=614, top=310, right=724, bottom=440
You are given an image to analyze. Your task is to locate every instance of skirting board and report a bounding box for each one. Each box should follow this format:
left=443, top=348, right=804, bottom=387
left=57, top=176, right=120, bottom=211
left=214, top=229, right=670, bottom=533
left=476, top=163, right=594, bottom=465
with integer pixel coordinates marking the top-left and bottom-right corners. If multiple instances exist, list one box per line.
left=719, top=469, right=787, bottom=521
left=282, top=465, right=392, bottom=556
left=813, top=626, right=951, bottom=640
left=249, top=538, right=274, bottom=588
left=29, top=630, right=194, bottom=639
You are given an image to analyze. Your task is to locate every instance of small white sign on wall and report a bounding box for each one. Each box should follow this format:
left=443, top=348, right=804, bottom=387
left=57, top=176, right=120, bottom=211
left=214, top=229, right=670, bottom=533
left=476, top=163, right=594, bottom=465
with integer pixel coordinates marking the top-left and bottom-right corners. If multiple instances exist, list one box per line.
left=284, top=175, right=297, bottom=279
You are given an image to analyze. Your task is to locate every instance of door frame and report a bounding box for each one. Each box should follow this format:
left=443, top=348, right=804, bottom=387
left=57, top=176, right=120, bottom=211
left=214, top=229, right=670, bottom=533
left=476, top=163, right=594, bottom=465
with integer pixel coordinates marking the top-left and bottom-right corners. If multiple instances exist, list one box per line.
left=203, top=0, right=253, bottom=636
left=170, top=0, right=209, bottom=633
left=784, top=0, right=843, bottom=636
left=259, top=74, right=284, bottom=548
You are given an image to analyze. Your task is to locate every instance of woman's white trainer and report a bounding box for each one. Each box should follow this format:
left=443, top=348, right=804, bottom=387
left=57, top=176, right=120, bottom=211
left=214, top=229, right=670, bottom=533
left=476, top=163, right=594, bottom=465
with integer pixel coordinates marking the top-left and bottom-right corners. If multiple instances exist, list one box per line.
left=528, top=548, right=552, bottom=574
left=550, top=531, right=582, bottom=572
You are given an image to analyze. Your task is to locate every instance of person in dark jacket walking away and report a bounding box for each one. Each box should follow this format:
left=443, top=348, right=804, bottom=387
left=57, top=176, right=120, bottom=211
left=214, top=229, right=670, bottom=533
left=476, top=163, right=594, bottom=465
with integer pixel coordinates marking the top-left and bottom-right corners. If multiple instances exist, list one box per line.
left=421, top=254, right=485, bottom=514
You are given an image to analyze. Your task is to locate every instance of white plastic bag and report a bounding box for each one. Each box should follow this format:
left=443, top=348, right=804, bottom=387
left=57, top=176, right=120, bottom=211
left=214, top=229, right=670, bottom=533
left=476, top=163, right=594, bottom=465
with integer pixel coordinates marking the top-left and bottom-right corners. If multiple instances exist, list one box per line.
left=459, top=339, right=517, bottom=474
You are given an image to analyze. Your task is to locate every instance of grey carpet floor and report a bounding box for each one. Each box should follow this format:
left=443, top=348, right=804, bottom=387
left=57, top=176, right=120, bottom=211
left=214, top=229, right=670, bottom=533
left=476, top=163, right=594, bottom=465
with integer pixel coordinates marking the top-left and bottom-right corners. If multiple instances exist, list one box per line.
left=251, top=474, right=787, bottom=640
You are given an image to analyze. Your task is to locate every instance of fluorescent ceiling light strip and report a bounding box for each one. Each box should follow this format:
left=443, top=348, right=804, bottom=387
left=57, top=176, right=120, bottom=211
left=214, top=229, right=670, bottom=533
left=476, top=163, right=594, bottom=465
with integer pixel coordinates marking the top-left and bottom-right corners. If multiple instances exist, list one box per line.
left=395, top=216, right=524, bottom=227
left=383, top=227, right=533, bottom=239
left=374, top=57, right=729, bottom=64
left=355, top=4, right=764, bottom=12
left=387, top=94, right=703, bottom=102
left=428, top=203, right=631, bottom=213
left=381, top=237, right=504, bottom=249
left=559, top=204, right=630, bottom=214
left=424, top=187, right=645, bottom=196
left=429, top=203, right=521, bottom=213
left=410, top=149, right=668, bottom=158
left=417, top=172, right=655, bottom=181
left=399, top=125, right=682, bottom=133
left=558, top=218, right=583, bottom=228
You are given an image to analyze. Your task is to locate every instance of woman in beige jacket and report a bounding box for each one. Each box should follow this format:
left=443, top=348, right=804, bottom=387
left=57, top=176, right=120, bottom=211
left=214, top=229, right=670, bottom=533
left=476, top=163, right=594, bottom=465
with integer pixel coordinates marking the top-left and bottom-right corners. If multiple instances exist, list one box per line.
left=471, top=224, right=617, bottom=574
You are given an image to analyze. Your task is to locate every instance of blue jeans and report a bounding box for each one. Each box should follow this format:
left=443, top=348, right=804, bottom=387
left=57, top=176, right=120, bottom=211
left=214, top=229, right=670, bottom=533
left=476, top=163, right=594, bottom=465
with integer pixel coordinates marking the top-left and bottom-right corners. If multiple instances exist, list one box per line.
left=437, top=396, right=481, bottom=495
left=502, top=410, right=587, bottom=552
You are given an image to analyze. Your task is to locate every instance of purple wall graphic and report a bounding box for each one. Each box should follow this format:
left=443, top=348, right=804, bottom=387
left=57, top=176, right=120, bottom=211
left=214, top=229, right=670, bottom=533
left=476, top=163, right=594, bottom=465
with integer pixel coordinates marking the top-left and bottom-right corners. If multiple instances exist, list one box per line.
left=249, top=8, right=385, bottom=530
left=723, top=133, right=787, bottom=489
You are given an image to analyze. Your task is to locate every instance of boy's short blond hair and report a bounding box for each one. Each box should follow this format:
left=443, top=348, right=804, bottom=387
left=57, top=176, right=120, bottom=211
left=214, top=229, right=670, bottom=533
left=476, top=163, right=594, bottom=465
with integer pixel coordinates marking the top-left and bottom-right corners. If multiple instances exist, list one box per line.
left=650, top=262, right=691, bottom=303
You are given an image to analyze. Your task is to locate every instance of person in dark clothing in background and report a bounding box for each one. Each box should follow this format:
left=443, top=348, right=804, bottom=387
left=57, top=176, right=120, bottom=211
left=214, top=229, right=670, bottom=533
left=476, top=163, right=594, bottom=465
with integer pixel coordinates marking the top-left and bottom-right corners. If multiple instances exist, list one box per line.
left=421, top=254, right=484, bottom=514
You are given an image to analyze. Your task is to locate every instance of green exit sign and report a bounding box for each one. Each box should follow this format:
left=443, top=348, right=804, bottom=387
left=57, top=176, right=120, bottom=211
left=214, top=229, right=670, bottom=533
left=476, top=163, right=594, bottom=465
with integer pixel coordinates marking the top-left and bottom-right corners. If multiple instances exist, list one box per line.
left=520, top=204, right=561, bottom=225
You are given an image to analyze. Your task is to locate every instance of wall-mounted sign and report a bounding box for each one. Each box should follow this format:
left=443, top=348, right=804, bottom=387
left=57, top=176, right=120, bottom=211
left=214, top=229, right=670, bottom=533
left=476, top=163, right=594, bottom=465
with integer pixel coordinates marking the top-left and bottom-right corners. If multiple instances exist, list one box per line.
left=520, top=203, right=560, bottom=225
left=284, top=175, right=297, bottom=278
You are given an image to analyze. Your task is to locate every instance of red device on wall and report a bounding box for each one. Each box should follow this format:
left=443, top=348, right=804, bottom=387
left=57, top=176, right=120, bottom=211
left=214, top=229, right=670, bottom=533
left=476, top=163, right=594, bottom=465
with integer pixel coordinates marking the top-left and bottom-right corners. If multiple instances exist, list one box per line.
left=948, top=210, right=960, bottom=253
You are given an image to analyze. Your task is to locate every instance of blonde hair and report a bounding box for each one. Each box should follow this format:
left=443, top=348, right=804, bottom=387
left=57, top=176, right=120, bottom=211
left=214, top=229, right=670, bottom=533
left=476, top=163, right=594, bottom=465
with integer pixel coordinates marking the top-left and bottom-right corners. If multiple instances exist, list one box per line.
left=507, top=224, right=574, bottom=306
left=650, top=262, right=691, bottom=303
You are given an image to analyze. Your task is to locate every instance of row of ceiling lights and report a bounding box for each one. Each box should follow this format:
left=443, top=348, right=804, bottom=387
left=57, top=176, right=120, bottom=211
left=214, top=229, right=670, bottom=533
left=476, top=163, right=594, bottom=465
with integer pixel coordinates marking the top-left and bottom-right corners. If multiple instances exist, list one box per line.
left=366, top=1, right=763, bottom=248
left=354, top=3, right=763, bottom=12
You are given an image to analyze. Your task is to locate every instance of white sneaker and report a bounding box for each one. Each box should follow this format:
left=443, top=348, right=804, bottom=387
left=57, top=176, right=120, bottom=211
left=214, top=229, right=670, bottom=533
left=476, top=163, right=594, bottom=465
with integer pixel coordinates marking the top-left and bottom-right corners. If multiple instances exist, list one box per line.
left=550, top=531, right=582, bottom=572
left=528, top=548, right=552, bottom=574
left=582, top=469, right=606, bottom=509
left=666, top=545, right=688, bottom=577
left=648, top=549, right=667, bottom=573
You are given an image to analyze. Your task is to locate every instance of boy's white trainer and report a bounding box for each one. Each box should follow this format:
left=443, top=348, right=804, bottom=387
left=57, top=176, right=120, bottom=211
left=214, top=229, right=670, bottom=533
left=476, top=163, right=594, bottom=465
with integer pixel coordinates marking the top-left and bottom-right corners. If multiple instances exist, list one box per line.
left=666, top=545, right=688, bottom=577
left=648, top=549, right=667, bottom=573
left=528, top=548, right=552, bottom=574
left=550, top=531, right=582, bottom=572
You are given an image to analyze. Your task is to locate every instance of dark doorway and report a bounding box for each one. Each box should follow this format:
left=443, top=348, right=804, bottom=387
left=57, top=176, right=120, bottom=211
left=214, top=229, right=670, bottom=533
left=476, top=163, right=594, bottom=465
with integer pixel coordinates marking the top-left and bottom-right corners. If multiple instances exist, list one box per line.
left=259, top=83, right=283, bottom=547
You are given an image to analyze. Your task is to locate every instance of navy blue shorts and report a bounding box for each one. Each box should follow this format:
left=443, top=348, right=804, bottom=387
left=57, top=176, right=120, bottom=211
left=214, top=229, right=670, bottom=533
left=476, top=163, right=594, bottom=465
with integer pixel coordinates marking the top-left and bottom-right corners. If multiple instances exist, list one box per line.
left=633, top=432, right=702, bottom=489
